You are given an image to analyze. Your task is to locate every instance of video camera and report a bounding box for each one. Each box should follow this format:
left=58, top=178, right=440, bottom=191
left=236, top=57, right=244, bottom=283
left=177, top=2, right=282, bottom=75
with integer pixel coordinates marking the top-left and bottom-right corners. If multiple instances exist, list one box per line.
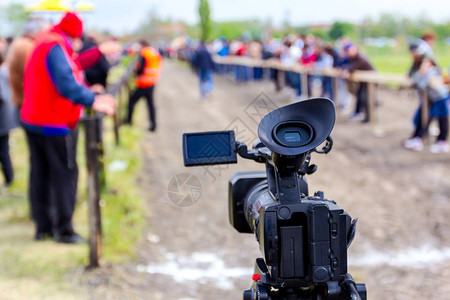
left=183, top=98, right=366, bottom=299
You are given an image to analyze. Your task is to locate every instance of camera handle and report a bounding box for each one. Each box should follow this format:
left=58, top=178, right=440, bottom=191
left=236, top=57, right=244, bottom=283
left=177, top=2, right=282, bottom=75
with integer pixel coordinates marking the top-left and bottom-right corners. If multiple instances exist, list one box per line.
left=236, top=141, right=270, bottom=163
left=235, top=136, right=332, bottom=165
left=314, top=136, right=333, bottom=154
left=297, top=136, right=333, bottom=177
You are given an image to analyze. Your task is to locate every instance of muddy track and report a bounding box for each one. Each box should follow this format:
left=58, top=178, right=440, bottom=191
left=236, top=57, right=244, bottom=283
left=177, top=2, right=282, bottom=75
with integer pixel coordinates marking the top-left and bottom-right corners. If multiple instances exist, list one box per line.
left=87, top=60, right=450, bottom=300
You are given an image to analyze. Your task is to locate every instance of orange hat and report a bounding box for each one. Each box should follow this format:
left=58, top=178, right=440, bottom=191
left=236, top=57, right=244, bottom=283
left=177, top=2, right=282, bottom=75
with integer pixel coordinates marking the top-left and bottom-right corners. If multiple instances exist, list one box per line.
left=56, top=12, right=83, bottom=38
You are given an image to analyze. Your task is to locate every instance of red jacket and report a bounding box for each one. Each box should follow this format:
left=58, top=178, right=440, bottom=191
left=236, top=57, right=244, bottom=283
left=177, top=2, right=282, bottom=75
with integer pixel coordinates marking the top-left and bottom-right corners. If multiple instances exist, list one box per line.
left=301, top=52, right=318, bottom=66
left=21, top=28, right=85, bottom=131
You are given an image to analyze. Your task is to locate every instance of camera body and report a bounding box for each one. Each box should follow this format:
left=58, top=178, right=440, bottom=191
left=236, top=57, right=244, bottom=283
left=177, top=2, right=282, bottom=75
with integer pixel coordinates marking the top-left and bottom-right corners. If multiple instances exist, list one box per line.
left=230, top=172, right=351, bottom=286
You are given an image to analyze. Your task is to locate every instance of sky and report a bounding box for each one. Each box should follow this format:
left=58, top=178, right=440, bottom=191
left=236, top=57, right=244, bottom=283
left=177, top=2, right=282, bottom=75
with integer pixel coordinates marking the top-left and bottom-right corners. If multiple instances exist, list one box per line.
left=3, top=0, right=450, bottom=34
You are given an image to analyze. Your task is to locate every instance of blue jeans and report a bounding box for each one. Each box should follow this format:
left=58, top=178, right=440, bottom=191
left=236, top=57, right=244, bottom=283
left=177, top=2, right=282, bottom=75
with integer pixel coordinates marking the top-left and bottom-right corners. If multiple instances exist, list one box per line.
left=412, top=97, right=449, bottom=141
left=253, top=67, right=263, bottom=80
left=285, top=72, right=302, bottom=96
left=322, top=76, right=333, bottom=99
left=234, top=66, right=250, bottom=82
left=199, top=70, right=214, bottom=98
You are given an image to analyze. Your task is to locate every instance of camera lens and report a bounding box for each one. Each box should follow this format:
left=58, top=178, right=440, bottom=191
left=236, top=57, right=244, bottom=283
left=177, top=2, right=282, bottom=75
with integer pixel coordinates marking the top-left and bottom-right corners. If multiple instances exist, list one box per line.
left=273, top=121, right=314, bottom=148
left=284, top=131, right=301, bottom=143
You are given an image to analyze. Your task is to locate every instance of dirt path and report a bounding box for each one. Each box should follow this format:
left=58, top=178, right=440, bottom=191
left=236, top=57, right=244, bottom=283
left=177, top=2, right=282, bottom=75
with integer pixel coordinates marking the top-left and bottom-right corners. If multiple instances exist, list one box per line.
left=89, top=60, right=450, bottom=300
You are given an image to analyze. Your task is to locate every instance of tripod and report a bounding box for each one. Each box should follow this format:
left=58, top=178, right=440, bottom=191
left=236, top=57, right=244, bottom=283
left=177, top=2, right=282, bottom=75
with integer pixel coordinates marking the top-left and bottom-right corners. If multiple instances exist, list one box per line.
left=243, top=258, right=366, bottom=300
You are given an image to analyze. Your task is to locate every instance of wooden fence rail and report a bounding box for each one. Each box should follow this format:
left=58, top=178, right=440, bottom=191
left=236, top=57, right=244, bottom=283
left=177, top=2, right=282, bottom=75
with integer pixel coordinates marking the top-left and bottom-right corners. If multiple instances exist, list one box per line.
left=212, top=55, right=445, bottom=133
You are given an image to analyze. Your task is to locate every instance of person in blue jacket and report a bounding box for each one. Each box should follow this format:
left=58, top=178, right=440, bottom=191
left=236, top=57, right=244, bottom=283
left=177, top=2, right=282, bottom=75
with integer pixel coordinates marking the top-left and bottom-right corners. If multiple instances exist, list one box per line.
left=192, top=41, right=215, bottom=100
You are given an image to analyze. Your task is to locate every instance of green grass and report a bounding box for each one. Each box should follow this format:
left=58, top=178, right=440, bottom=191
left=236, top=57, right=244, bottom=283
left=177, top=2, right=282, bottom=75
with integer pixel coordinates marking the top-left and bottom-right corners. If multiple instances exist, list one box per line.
left=363, top=42, right=450, bottom=74
left=0, top=65, right=145, bottom=298
left=0, top=129, right=88, bottom=299
left=100, top=123, right=145, bottom=262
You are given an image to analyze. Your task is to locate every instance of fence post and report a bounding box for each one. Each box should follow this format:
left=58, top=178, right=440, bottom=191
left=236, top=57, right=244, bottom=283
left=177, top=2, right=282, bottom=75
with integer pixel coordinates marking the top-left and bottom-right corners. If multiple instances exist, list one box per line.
left=263, top=66, right=269, bottom=81
left=420, top=89, right=429, bottom=143
left=96, top=115, right=106, bottom=190
left=367, top=82, right=376, bottom=123
left=301, top=71, right=308, bottom=99
left=84, top=111, right=102, bottom=268
left=113, top=85, right=121, bottom=146
left=119, top=84, right=125, bottom=125
left=332, top=76, right=339, bottom=110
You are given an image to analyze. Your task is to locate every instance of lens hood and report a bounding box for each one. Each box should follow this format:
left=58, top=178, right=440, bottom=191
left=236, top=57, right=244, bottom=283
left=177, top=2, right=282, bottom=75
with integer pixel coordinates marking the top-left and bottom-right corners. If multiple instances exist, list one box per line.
left=258, top=98, right=336, bottom=156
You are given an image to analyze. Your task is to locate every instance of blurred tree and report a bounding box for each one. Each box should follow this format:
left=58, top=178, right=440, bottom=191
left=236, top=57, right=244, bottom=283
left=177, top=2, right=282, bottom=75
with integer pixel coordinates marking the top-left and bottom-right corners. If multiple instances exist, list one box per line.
left=136, top=7, right=161, bottom=40
left=214, top=20, right=264, bottom=40
left=399, top=17, right=420, bottom=37
left=198, top=0, right=212, bottom=41
left=328, top=21, right=354, bottom=40
left=186, top=24, right=200, bottom=39
left=293, top=26, right=310, bottom=36
left=311, top=28, right=327, bottom=40
left=378, top=13, right=399, bottom=37
left=0, top=3, right=29, bottom=36
left=360, top=16, right=376, bottom=38
left=434, top=22, right=450, bottom=39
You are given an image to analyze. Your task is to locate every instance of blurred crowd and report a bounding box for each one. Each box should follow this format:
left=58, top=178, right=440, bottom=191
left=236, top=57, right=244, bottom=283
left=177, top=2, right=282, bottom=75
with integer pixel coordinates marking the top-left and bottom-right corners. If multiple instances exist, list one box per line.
left=174, top=32, right=449, bottom=153
left=0, top=12, right=152, bottom=244
left=177, top=34, right=377, bottom=120
left=0, top=12, right=163, bottom=244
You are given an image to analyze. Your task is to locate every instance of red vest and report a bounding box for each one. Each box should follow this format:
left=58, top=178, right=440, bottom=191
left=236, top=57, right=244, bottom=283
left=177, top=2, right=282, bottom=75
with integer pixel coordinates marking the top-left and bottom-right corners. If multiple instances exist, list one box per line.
left=21, top=28, right=84, bottom=130
left=135, top=47, right=162, bottom=88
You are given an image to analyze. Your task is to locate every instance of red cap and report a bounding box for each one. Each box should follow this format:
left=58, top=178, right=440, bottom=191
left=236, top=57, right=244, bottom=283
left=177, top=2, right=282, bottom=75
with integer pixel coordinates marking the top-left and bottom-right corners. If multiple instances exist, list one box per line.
left=56, top=12, right=83, bottom=38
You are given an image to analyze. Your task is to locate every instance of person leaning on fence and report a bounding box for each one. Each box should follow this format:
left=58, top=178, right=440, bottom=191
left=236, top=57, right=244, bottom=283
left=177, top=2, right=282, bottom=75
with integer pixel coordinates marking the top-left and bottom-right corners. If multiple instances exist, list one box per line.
left=80, top=33, right=110, bottom=88
left=21, top=12, right=116, bottom=243
left=79, top=33, right=123, bottom=88
left=126, top=40, right=162, bottom=131
left=301, top=40, right=318, bottom=98
left=403, top=55, right=449, bottom=153
left=0, top=53, right=18, bottom=188
left=248, top=40, right=264, bottom=80
left=418, top=32, right=436, bottom=57
left=341, top=43, right=375, bottom=122
left=333, top=43, right=352, bottom=110
left=282, top=38, right=302, bottom=97
left=315, top=43, right=334, bottom=99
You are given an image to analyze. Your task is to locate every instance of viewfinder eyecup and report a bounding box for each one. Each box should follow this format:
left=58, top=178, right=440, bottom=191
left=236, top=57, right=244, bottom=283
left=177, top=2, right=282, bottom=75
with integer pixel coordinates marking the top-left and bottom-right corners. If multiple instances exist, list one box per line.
left=258, top=98, right=336, bottom=156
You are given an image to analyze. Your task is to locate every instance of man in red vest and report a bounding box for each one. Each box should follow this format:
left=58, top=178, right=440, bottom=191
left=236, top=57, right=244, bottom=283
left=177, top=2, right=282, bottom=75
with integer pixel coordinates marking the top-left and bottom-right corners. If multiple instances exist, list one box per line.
left=126, top=40, right=162, bottom=131
left=21, top=12, right=115, bottom=243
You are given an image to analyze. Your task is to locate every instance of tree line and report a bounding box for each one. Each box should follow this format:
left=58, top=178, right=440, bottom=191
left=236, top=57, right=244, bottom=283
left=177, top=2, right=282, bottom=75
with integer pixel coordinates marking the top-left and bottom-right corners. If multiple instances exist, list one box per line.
left=1, top=2, right=449, bottom=44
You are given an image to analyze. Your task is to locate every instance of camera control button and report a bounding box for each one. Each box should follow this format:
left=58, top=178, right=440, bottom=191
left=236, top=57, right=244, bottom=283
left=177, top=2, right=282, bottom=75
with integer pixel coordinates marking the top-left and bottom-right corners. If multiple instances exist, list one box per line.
left=314, top=266, right=330, bottom=282
left=332, top=258, right=339, bottom=269
left=278, top=207, right=291, bottom=219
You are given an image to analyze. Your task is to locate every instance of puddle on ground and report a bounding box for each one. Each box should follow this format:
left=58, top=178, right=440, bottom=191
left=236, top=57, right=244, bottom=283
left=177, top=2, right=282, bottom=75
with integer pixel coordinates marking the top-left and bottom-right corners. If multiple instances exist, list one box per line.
left=137, top=252, right=252, bottom=290
left=137, top=244, right=450, bottom=289
left=349, top=244, right=450, bottom=268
